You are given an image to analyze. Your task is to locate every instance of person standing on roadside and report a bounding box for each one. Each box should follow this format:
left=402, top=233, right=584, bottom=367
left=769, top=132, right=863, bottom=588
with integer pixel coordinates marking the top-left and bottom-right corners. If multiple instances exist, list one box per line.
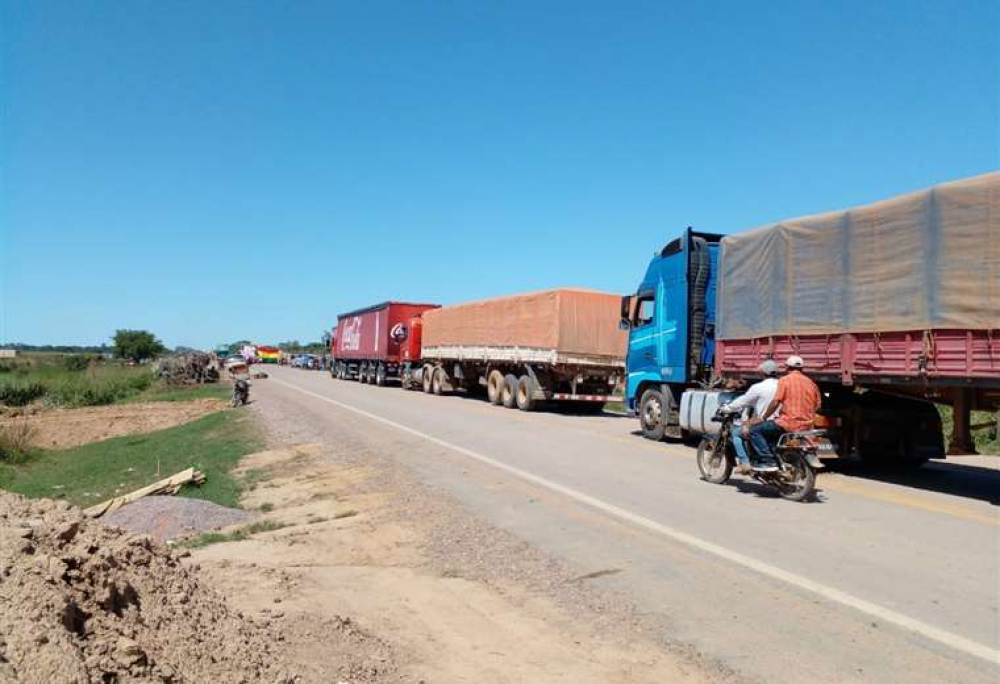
left=749, top=355, right=821, bottom=472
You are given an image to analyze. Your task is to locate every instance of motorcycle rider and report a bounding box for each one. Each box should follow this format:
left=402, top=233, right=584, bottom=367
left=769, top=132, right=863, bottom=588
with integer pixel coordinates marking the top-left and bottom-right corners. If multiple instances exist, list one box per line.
left=750, top=355, right=821, bottom=471
left=722, top=359, right=781, bottom=475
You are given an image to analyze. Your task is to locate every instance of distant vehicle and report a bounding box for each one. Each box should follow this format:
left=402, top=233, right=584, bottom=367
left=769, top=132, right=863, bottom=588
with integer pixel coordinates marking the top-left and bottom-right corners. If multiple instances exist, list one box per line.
left=293, top=354, right=317, bottom=369
left=329, top=294, right=626, bottom=412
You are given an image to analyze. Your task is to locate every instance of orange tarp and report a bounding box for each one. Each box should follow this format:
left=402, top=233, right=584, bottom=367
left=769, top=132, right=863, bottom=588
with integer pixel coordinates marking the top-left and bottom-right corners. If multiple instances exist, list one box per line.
left=421, top=289, right=627, bottom=359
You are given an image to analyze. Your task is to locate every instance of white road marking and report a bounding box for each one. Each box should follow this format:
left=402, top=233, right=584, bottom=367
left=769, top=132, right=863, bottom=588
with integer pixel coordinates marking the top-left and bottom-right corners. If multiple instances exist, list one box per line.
left=272, top=377, right=1000, bottom=667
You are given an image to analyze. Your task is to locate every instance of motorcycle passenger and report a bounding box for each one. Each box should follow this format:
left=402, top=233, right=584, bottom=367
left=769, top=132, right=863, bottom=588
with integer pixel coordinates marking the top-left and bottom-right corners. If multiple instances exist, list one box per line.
left=722, top=360, right=781, bottom=475
left=750, top=355, right=821, bottom=472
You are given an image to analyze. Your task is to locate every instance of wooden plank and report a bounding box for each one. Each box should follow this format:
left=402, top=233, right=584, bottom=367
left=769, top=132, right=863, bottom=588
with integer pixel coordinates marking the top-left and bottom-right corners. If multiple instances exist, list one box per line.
left=84, top=468, right=204, bottom=518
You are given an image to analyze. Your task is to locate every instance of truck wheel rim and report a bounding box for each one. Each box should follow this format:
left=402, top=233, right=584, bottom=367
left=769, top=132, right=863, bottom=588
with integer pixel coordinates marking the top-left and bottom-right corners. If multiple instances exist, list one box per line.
left=643, top=398, right=662, bottom=426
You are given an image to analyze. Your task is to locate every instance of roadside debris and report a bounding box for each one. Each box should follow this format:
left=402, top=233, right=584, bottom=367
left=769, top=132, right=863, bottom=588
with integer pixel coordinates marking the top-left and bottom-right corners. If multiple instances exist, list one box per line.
left=0, top=492, right=295, bottom=683
left=103, top=496, right=257, bottom=541
left=154, top=352, right=219, bottom=385
left=85, top=468, right=206, bottom=518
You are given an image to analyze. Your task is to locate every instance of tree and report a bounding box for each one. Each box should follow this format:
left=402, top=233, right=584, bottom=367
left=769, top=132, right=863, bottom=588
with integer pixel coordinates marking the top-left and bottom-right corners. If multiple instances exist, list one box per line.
left=113, top=329, right=166, bottom=363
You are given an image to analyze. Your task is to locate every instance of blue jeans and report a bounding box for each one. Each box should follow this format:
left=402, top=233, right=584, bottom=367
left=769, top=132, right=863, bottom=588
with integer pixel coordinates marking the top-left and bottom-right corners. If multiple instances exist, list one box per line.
left=749, top=420, right=785, bottom=461
left=731, top=430, right=751, bottom=464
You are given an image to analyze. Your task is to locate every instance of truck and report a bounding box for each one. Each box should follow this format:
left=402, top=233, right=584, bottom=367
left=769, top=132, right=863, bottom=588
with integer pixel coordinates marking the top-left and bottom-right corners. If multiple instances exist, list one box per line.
left=400, top=289, right=627, bottom=411
left=330, top=301, right=440, bottom=385
left=622, top=171, right=1000, bottom=466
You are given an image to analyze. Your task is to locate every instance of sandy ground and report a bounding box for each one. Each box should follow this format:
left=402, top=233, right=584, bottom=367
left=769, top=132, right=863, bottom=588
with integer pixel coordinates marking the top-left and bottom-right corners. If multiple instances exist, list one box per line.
left=193, top=442, right=717, bottom=683
left=0, top=399, right=227, bottom=449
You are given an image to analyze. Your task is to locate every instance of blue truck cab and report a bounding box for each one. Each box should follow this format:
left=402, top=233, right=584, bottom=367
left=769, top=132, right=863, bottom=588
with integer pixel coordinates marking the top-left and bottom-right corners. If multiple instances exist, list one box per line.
left=621, top=228, right=723, bottom=440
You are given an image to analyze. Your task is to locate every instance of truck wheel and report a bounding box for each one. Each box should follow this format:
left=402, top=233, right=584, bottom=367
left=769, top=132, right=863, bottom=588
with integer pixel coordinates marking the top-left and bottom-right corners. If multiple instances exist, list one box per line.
left=432, top=367, right=445, bottom=395
left=422, top=364, right=434, bottom=393
left=375, top=364, right=387, bottom=387
left=502, top=374, right=518, bottom=408
left=516, top=375, right=537, bottom=411
left=639, top=388, right=668, bottom=441
left=487, top=370, right=505, bottom=405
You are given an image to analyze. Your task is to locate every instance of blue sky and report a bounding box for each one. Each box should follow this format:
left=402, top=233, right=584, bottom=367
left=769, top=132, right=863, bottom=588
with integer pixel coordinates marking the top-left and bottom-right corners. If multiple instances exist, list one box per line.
left=2, top=1, right=997, bottom=349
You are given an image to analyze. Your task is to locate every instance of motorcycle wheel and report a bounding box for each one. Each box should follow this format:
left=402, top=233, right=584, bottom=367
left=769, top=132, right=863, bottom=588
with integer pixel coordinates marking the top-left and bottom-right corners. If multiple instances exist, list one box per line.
left=230, top=394, right=239, bottom=408
left=697, top=437, right=732, bottom=484
left=775, top=458, right=816, bottom=502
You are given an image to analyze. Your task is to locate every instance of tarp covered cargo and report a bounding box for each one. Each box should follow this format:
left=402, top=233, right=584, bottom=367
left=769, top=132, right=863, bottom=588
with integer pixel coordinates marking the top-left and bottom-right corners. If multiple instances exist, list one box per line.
left=421, top=289, right=627, bottom=364
left=717, top=171, right=1000, bottom=340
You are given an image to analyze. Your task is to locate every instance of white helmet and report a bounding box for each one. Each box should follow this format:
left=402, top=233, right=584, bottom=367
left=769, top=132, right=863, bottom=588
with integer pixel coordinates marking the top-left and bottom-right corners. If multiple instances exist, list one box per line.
left=758, top=359, right=780, bottom=377
left=786, top=355, right=805, bottom=369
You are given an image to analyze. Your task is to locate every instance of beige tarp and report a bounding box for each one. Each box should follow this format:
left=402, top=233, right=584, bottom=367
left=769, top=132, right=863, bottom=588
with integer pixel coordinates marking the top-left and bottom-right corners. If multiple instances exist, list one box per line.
left=717, top=171, right=1000, bottom=340
left=422, top=289, right=627, bottom=359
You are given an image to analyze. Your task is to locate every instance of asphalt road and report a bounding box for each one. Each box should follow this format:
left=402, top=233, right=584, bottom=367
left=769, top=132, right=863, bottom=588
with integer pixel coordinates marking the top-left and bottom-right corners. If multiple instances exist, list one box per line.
left=259, top=365, right=999, bottom=683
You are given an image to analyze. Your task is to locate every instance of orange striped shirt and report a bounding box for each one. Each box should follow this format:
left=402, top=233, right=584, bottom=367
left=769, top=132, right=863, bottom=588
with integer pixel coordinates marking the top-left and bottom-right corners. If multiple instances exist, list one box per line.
left=773, top=371, right=821, bottom=432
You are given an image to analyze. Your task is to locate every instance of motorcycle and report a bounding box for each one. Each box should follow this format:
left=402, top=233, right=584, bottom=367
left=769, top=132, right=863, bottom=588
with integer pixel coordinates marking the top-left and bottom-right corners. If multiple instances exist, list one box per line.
left=231, top=379, right=250, bottom=407
left=696, top=407, right=825, bottom=502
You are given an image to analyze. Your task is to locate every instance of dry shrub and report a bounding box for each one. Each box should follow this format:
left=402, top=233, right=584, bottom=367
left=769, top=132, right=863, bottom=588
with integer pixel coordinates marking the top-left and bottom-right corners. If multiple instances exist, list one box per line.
left=0, top=420, right=36, bottom=463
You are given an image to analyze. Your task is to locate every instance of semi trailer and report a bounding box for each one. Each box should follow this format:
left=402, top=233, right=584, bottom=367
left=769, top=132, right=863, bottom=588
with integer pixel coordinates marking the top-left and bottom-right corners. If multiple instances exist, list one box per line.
left=622, top=171, right=1000, bottom=466
left=400, top=289, right=627, bottom=411
left=331, top=301, right=440, bottom=385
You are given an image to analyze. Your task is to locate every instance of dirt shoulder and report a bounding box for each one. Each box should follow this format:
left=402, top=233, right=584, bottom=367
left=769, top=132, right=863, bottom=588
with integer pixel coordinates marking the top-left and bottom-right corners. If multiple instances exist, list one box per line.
left=0, top=399, right=227, bottom=449
left=192, top=437, right=722, bottom=683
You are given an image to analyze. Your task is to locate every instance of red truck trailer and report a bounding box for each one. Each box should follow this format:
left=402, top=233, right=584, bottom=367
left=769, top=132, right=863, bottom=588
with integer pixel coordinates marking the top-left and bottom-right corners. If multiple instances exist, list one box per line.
left=713, top=171, right=999, bottom=458
left=330, top=301, right=439, bottom=385
left=400, top=289, right=627, bottom=411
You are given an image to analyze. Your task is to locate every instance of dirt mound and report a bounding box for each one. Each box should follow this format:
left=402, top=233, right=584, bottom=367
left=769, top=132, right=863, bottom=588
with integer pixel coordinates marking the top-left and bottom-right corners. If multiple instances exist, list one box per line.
left=0, top=399, right=226, bottom=450
left=0, top=492, right=294, bottom=683
left=103, top=496, right=257, bottom=541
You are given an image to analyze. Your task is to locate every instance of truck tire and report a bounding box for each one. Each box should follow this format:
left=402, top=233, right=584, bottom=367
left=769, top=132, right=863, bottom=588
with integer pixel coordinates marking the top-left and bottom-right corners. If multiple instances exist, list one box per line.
left=502, top=374, right=518, bottom=408
left=516, top=375, right=538, bottom=411
left=422, top=364, right=434, bottom=393
left=639, top=388, right=668, bottom=441
left=487, top=370, right=505, bottom=405
left=432, top=367, right=445, bottom=395
left=375, top=364, right=387, bottom=387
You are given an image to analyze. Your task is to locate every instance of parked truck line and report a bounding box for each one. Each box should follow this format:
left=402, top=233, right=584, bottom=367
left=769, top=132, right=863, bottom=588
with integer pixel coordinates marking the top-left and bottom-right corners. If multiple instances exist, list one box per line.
left=622, top=171, right=1000, bottom=467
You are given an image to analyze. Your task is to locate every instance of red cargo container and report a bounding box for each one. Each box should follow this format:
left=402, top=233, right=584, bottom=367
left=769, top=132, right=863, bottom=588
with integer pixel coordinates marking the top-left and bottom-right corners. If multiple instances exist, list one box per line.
left=331, top=302, right=439, bottom=385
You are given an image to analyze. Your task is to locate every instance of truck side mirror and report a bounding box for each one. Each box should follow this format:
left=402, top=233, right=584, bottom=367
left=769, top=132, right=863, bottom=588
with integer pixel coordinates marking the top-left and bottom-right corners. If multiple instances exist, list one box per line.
left=620, top=295, right=632, bottom=324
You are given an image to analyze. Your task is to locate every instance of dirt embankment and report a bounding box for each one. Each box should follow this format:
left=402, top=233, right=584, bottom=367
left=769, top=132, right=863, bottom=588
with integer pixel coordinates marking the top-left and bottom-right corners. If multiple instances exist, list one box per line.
left=0, top=400, right=226, bottom=449
left=0, top=492, right=294, bottom=683
left=193, top=443, right=715, bottom=684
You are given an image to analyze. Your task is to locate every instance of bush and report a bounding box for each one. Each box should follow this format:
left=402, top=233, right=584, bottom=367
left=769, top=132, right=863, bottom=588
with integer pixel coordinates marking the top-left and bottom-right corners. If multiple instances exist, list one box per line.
left=62, top=355, right=92, bottom=372
left=0, top=382, right=47, bottom=407
left=47, top=371, right=154, bottom=407
left=0, top=421, right=36, bottom=463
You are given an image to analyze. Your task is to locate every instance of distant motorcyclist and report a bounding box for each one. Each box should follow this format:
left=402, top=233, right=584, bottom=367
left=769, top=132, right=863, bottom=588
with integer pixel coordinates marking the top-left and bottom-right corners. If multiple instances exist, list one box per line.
left=750, top=355, right=821, bottom=472
left=721, top=360, right=781, bottom=474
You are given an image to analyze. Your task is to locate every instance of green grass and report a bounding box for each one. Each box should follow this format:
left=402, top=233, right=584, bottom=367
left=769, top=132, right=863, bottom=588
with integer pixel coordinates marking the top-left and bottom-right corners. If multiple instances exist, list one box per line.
left=182, top=519, right=290, bottom=548
left=0, top=410, right=262, bottom=508
left=938, top=406, right=1000, bottom=455
left=128, top=382, right=231, bottom=403
left=0, top=358, right=155, bottom=407
left=0, top=354, right=229, bottom=408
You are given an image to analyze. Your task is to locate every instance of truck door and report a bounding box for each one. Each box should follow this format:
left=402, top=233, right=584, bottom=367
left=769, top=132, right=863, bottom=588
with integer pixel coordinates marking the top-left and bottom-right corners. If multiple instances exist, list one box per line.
left=627, top=289, right=658, bottom=383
